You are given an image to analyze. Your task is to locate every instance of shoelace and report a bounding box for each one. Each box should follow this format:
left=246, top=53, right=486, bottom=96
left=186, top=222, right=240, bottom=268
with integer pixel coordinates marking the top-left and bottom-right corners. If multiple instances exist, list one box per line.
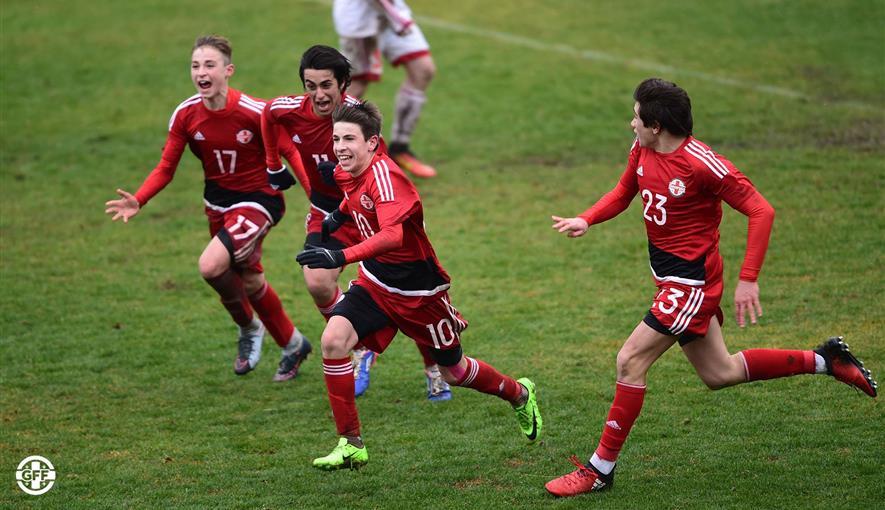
left=238, top=335, right=254, bottom=360
left=428, top=373, right=448, bottom=395
left=563, top=455, right=596, bottom=486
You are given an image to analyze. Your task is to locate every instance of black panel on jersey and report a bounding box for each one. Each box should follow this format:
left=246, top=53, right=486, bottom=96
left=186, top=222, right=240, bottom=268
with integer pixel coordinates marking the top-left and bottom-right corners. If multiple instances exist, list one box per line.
left=648, top=241, right=706, bottom=282
left=203, top=181, right=284, bottom=224
left=310, top=190, right=342, bottom=214
left=363, top=257, right=449, bottom=292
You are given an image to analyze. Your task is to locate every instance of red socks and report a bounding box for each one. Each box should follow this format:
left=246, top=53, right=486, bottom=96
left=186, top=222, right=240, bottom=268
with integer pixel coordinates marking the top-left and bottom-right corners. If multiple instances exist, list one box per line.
left=323, top=357, right=360, bottom=437
left=204, top=270, right=253, bottom=327
left=451, top=356, right=523, bottom=403
left=740, top=349, right=815, bottom=381
left=595, top=382, right=646, bottom=462
left=248, top=282, right=295, bottom=348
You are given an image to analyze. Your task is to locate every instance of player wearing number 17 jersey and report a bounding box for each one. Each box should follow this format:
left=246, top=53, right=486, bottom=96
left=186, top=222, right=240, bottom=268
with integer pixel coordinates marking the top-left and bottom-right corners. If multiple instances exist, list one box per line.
left=105, top=35, right=312, bottom=382
left=294, top=103, right=542, bottom=470
left=545, top=78, right=877, bottom=498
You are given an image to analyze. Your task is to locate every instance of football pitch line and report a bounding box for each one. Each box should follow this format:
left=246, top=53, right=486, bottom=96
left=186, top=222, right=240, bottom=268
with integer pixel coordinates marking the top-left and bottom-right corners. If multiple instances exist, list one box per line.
left=308, top=0, right=876, bottom=111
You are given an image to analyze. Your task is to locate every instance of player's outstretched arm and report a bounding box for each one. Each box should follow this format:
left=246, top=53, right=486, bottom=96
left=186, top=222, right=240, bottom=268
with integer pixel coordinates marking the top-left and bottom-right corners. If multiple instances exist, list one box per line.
left=551, top=216, right=589, bottom=238
left=105, top=189, right=141, bottom=223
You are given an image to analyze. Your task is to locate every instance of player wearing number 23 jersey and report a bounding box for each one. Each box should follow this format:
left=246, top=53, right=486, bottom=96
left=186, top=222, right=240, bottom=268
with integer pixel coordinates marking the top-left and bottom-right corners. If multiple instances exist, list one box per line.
left=578, top=135, right=772, bottom=341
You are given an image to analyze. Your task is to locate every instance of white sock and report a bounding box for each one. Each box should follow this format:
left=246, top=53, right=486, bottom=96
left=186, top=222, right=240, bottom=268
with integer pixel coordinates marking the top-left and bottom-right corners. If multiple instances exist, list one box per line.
left=589, top=453, right=615, bottom=475
left=814, top=353, right=827, bottom=374
left=392, top=84, right=426, bottom=145
left=283, top=329, right=304, bottom=354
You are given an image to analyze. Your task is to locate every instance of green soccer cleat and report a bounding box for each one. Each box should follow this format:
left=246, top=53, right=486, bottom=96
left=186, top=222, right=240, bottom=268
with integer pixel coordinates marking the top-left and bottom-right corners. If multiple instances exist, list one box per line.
left=312, top=438, right=369, bottom=471
left=513, top=377, right=542, bottom=442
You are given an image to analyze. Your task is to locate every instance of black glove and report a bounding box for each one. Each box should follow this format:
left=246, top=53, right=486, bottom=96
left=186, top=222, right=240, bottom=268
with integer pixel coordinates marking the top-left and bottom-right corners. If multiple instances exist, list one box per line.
left=296, top=245, right=346, bottom=269
left=317, top=160, right=338, bottom=187
left=267, top=166, right=297, bottom=191
left=321, top=208, right=350, bottom=243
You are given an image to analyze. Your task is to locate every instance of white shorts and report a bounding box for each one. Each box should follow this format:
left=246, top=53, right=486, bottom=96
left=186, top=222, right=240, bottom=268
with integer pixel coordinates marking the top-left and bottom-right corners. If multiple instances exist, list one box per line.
left=333, top=0, right=430, bottom=80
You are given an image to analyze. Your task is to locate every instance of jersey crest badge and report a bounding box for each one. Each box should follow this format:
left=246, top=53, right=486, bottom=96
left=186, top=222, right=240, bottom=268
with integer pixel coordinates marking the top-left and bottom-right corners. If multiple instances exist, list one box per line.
left=292, top=134, right=302, bottom=144
left=668, top=178, right=686, bottom=197
left=360, top=193, right=375, bottom=211
left=637, top=165, right=644, bottom=176
left=236, top=129, right=254, bottom=144
left=194, top=131, right=205, bottom=141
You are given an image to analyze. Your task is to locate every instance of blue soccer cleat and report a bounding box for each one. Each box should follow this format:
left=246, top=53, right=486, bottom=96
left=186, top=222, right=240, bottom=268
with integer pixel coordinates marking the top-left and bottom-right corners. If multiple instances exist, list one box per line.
left=353, top=348, right=376, bottom=397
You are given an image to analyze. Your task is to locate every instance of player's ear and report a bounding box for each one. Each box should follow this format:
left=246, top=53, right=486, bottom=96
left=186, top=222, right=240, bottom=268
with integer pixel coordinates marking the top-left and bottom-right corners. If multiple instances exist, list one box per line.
left=368, top=135, right=379, bottom=152
left=225, top=63, right=235, bottom=78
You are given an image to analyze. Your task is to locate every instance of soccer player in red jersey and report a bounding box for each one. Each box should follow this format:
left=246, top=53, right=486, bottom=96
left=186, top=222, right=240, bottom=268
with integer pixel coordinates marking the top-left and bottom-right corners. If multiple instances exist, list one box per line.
left=294, top=102, right=542, bottom=469
left=104, top=35, right=312, bottom=382
left=545, top=78, right=878, bottom=498
left=263, top=45, right=451, bottom=400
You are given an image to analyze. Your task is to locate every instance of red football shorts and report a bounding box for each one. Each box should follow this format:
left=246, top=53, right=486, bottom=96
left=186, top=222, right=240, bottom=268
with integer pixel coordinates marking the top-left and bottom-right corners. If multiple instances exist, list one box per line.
left=647, top=278, right=723, bottom=343
left=207, top=206, right=272, bottom=272
left=345, top=276, right=469, bottom=355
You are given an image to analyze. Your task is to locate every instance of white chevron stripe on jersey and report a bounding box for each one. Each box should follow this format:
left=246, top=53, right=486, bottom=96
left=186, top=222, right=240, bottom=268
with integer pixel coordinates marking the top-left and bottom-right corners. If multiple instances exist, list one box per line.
left=323, top=362, right=353, bottom=376
left=239, top=93, right=266, bottom=110
left=344, top=95, right=361, bottom=107
left=687, top=140, right=729, bottom=176
left=684, top=141, right=728, bottom=179
left=168, top=94, right=202, bottom=131
left=270, top=96, right=304, bottom=111
left=372, top=160, right=395, bottom=202
left=238, top=94, right=266, bottom=115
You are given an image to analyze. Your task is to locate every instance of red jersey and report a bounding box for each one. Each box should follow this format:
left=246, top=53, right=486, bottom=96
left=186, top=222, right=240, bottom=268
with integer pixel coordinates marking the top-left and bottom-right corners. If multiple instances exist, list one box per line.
left=579, top=137, right=774, bottom=284
left=135, top=88, right=300, bottom=224
left=336, top=153, right=451, bottom=296
left=263, top=93, right=375, bottom=214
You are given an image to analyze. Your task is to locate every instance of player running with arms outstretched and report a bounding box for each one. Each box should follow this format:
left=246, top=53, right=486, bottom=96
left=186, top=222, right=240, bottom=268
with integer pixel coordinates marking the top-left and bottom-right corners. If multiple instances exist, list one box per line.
left=105, top=35, right=312, bottom=382
left=545, top=78, right=877, bottom=498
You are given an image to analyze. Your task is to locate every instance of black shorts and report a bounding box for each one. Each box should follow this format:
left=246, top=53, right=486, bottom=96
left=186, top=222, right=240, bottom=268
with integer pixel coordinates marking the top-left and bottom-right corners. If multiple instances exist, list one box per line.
left=332, top=284, right=393, bottom=340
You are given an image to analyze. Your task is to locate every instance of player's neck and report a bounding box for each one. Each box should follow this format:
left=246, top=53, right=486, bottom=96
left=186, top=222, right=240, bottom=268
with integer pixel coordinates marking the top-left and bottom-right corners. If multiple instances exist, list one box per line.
left=652, top=133, right=686, bottom=154
left=203, top=86, right=230, bottom=111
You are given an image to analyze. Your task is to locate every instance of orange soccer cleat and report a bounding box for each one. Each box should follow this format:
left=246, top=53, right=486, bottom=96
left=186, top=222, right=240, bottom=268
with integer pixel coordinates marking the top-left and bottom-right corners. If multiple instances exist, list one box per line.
left=545, top=455, right=614, bottom=498
left=389, top=144, right=437, bottom=178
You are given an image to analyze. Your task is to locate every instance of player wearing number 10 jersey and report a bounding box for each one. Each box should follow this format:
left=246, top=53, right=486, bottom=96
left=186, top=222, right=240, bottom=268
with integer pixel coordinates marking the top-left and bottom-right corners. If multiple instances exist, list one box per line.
left=263, top=45, right=451, bottom=401
left=105, top=35, right=312, bottom=382
left=545, top=78, right=877, bottom=498
left=294, top=103, right=542, bottom=470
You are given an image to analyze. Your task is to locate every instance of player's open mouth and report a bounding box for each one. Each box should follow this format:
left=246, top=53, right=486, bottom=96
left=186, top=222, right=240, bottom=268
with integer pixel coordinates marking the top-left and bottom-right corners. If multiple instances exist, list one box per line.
left=198, top=80, right=212, bottom=90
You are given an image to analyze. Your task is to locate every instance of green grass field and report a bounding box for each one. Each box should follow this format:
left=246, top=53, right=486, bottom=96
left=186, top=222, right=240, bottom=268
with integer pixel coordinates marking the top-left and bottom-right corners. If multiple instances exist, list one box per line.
left=2, top=0, right=883, bottom=508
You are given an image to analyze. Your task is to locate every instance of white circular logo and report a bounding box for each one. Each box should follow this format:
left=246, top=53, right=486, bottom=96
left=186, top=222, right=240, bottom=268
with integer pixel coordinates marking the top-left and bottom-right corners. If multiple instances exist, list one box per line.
left=668, top=178, right=686, bottom=197
left=16, top=456, right=56, bottom=495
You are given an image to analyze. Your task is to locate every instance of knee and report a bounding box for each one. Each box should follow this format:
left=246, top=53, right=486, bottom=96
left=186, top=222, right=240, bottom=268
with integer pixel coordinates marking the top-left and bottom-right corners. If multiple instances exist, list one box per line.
left=407, top=59, right=436, bottom=90
left=615, top=346, right=644, bottom=381
left=320, top=329, right=348, bottom=358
